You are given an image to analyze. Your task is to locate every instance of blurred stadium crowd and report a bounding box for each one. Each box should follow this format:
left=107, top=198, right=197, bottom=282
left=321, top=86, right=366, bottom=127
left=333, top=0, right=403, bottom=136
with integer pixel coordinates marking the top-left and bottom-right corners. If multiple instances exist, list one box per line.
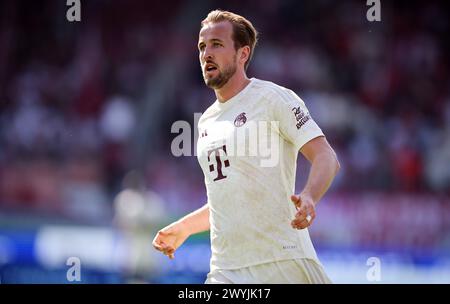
left=0, top=0, right=449, bottom=282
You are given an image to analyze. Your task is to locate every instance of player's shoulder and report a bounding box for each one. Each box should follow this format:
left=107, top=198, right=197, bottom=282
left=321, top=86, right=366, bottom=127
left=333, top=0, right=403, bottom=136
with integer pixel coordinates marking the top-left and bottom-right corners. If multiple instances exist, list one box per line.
left=252, top=78, right=300, bottom=105
left=252, top=78, right=288, bottom=94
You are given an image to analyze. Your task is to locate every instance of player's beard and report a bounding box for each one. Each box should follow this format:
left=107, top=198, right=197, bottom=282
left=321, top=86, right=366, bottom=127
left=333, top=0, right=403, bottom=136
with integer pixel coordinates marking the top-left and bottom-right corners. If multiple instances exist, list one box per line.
left=204, top=54, right=237, bottom=90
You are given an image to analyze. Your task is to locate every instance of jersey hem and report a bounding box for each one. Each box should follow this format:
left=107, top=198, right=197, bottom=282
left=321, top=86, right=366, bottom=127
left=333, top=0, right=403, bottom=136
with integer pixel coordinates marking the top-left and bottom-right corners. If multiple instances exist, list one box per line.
left=210, top=254, right=320, bottom=271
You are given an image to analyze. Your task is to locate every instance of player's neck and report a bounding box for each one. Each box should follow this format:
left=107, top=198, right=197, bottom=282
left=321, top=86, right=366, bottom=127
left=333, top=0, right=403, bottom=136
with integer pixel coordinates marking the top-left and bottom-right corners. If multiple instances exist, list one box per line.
left=215, top=73, right=250, bottom=103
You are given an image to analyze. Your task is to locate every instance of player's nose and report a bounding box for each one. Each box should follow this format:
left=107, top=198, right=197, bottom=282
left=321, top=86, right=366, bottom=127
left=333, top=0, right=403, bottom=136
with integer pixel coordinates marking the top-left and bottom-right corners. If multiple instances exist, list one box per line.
left=202, top=47, right=214, bottom=62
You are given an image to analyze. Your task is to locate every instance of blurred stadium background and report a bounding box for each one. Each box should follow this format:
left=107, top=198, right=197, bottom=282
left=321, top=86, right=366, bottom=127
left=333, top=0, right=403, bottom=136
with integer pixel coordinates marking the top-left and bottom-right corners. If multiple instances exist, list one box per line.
left=0, top=0, right=449, bottom=283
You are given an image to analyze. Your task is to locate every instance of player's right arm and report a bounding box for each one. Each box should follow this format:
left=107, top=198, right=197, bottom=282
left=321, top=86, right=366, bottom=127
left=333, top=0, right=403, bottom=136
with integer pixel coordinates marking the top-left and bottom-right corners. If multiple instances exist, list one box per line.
left=152, top=203, right=210, bottom=259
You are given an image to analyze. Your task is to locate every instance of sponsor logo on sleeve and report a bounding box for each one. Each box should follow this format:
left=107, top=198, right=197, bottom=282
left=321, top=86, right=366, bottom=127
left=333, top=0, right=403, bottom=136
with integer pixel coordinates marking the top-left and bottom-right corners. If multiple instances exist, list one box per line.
left=291, top=106, right=310, bottom=129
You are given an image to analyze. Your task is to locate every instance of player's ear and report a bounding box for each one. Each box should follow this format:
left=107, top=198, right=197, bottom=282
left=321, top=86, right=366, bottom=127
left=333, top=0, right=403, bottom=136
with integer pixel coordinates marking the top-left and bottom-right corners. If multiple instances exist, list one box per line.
left=239, top=46, right=250, bottom=65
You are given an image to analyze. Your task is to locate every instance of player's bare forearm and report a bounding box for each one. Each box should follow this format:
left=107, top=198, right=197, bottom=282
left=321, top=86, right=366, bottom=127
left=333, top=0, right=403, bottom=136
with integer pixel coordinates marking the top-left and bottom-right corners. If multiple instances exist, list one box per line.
left=153, top=203, right=210, bottom=259
left=177, top=203, right=210, bottom=235
left=291, top=136, right=339, bottom=229
left=300, top=136, right=340, bottom=204
left=301, top=149, right=340, bottom=204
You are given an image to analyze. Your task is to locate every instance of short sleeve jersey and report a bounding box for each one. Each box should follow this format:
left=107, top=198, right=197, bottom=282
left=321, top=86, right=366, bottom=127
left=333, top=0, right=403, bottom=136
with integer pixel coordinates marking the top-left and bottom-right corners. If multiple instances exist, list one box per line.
left=197, top=78, right=324, bottom=270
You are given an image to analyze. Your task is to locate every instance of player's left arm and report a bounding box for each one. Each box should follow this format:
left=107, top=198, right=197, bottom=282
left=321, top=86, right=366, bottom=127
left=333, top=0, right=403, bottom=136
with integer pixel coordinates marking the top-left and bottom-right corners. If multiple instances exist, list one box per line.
left=291, top=135, right=340, bottom=230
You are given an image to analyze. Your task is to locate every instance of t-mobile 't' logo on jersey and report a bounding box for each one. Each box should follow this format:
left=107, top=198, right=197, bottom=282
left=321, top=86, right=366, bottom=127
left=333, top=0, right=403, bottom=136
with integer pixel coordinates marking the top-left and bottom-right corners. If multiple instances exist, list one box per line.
left=207, top=145, right=230, bottom=181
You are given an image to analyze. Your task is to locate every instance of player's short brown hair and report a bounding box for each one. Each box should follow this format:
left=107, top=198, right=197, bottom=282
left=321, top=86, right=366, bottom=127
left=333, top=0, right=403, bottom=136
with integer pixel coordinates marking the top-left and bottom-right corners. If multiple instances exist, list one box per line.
left=201, top=10, right=258, bottom=71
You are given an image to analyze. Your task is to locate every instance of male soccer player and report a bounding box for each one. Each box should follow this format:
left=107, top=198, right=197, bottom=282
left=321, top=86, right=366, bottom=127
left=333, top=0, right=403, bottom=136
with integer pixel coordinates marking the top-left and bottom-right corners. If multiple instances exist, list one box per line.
left=152, top=10, right=340, bottom=284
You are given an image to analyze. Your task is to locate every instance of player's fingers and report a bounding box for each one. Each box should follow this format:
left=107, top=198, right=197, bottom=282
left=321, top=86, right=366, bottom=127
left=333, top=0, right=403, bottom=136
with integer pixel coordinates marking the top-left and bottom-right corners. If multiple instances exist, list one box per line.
left=295, top=204, right=309, bottom=218
left=161, top=246, right=175, bottom=259
left=152, top=237, right=165, bottom=251
left=152, top=231, right=167, bottom=247
left=296, top=202, right=315, bottom=215
left=154, top=238, right=174, bottom=254
left=162, top=244, right=174, bottom=254
left=291, top=218, right=312, bottom=229
left=299, top=219, right=311, bottom=229
left=295, top=207, right=306, bottom=216
left=296, top=207, right=315, bottom=219
left=291, top=217, right=306, bottom=227
left=294, top=216, right=315, bottom=228
left=153, top=242, right=164, bottom=251
left=292, top=211, right=315, bottom=226
left=290, top=195, right=300, bottom=208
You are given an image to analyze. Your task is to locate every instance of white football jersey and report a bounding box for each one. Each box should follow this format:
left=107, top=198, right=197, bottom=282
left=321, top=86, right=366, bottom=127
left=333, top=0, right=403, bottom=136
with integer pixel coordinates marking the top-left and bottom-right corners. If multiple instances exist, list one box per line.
left=197, top=78, right=325, bottom=270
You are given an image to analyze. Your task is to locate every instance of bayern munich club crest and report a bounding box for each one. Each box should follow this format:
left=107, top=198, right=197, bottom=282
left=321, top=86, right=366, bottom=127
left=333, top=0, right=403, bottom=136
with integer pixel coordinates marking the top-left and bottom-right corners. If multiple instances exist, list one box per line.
left=234, top=112, right=247, bottom=127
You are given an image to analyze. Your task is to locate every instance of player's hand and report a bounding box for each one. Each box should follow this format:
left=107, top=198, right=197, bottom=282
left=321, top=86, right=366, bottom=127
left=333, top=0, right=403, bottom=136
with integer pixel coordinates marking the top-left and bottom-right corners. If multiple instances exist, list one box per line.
left=152, top=221, right=190, bottom=259
left=290, top=193, right=316, bottom=230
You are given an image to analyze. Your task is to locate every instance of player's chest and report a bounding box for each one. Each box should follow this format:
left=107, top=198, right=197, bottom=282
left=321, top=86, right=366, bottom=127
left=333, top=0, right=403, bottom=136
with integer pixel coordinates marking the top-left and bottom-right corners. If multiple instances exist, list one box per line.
left=197, top=108, right=270, bottom=152
left=196, top=108, right=278, bottom=180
